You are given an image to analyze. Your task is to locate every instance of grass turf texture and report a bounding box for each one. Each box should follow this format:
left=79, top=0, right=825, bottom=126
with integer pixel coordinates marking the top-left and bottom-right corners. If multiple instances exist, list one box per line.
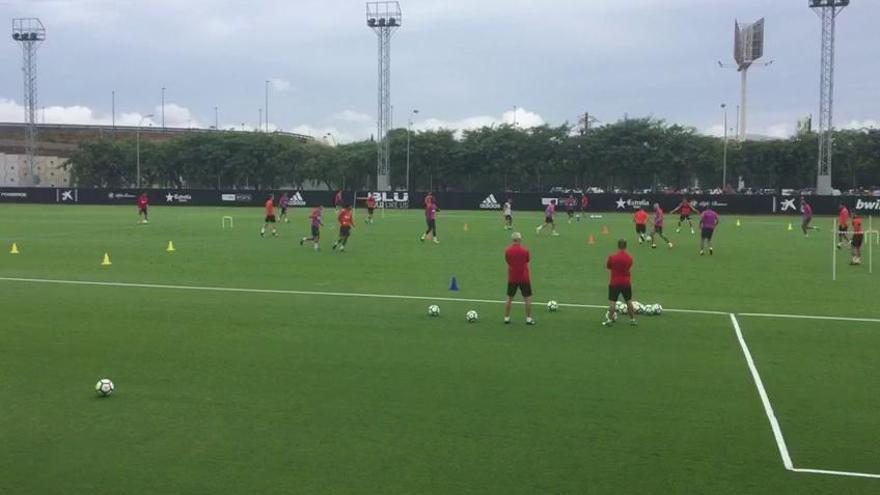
left=0, top=204, right=878, bottom=494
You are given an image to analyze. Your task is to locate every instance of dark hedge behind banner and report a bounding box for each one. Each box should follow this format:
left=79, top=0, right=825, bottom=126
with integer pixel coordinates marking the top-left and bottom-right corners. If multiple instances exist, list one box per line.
left=1, top=187, right=878, bottom=216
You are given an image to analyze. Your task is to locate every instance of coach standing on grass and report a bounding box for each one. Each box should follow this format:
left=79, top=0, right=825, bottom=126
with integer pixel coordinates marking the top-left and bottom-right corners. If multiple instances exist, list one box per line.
left=603, top=239, right=636, bottom=327
left=504, top=232, right=535, bottom=325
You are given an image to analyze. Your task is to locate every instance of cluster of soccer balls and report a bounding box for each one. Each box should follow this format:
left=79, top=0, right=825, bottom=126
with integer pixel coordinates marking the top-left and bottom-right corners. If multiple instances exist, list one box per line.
left=428, top=300, right=561, bottom=322
left=608, top=301, right=663, bottom=319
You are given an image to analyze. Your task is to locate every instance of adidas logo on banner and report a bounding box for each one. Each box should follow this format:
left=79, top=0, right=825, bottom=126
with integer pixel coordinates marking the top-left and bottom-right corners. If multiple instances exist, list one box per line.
left=290, top=191, right=307, bottom=206
left=480, top=194, right=501, bottom=209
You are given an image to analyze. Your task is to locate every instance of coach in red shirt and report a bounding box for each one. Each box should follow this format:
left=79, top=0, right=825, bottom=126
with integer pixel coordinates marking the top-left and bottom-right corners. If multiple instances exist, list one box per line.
left=504, top=232, right=535, bottom=325
left=604, top=239, right=637, bottom=326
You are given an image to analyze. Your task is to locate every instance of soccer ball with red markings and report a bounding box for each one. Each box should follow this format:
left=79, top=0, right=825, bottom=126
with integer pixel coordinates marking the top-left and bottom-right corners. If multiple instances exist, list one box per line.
left=95, top=378, right=114, bottom=397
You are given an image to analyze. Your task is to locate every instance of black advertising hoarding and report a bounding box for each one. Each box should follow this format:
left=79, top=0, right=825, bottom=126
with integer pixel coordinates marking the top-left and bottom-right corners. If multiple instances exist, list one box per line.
left=0, top=187, right=876, bottom=215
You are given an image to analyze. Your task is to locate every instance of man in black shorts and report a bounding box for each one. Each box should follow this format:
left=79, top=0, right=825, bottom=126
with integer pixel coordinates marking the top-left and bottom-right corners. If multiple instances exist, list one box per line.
left=260, top=194, right=278, bottom=237
left=504, top=232, right=535, bottom=325
left=603, top=239, right=636, bottom=326
left=851, top=215, right=864, bottom=265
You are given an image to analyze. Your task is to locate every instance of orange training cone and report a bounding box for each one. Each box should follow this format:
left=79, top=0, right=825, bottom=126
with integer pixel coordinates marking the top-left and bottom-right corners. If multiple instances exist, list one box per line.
left=601, top=225, right=609, bottom=235
left=588, top=234, right=596, bottom=245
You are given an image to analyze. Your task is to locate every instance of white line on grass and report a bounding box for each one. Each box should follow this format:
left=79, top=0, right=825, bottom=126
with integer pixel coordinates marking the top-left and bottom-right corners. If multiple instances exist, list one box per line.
left=731, top=314, right=880, bottom=480
left=729, top=313, right=795, bottom=471
left=738, top=312, right=880, bottom=324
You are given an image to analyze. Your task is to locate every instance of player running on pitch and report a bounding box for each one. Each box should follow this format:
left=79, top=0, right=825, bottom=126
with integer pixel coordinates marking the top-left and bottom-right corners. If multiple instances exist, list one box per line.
left=699, top=207, right=719, bottom=256
left=837, top=202, right=851, bottom=248
left=670, top=197, right=699, bottom=234
left=603, top=239, right=637, bottom=327
left=366, top=194, right=377, bottom=224
left=578, top=194, right=589, bottom=222
left=504, top=232, right=535, bottom=325
left=565, top=194, right=577, bottom=223
left=801, top=197, right=817, bottom=236
left=850, top=215, right=864, bottom=265
left=334, top=190, right=344, bottom=211
left=503, top=198, right=514, bottom=230
left=300, top=205, right=323, bottom=251
left=634, top=207, right=649, bottom=244
left=331, top=204, right=354, bottom=252
left=536, top=200, right=560, bottom=236
left=651, top=203, right=672, bottom=249
left=279, top=192, right=290, bottom=224
left=420, top=198, right=439, bottom=243
left=260, top=194, right=278, bottom=237
left=137, top=192, right=149, bottom=224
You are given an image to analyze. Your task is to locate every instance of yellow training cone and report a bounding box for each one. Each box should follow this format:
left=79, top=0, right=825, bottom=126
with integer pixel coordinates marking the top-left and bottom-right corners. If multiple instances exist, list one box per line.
left=10, top=243, right=20, bottom=255
left=463, top=223, right=469, bottom=232
left=736, top=219, right=741, bottom=227
left=101, top=253, right=112, bottom=266
left=166, top=241, right=176, bottom=253
left=787, top=222, right=793, bottom=231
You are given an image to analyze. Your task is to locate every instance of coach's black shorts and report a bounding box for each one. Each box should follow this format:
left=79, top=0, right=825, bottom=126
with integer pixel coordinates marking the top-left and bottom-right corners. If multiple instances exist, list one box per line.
left=311, top=225, right=320, bottom=237
left=608, top=285, right=632, bottom=302
left=368, top=207, right=375, bottom=214
left=680, top=214, right=691, bottom=221
left=507, top=282, right=533, bottom=298
left=636, top=224, right=647, bottom=234
left=340, top=226, right=351, bottom=237
left=545, top=216, right=554, bottom=224
left=265, top=215, right=276, bottom=223
left=839, top=224, right=849, bottom=232
left=701, top=227, right=714, bottom=240
left=852, top=234, right=864, bottom=248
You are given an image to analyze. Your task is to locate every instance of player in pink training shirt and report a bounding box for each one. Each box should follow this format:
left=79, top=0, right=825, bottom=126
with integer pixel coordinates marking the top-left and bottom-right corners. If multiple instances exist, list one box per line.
left=420, top=200, right=439, bottom=244
left=699, top=208, right=719, bottom=256
left=651, top=202, right=672, bottom=249
left=536, top=200, right=560, bottom=236
left=801, top=197, right=817, bottom=236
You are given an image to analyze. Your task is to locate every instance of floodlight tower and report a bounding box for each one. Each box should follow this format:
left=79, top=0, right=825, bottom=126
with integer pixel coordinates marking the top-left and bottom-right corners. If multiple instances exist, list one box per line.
left=720, top=18, right=771, bottom=141
left=366, top=1, right=401, bottom=191
left=11, top=18, right=46, bottom=185
left=810, top=0, right=849, bottom=195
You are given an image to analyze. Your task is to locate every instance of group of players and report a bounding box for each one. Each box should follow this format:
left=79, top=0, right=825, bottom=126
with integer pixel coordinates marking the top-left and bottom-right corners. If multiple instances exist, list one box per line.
left=801, top=198, right=866, bottom=265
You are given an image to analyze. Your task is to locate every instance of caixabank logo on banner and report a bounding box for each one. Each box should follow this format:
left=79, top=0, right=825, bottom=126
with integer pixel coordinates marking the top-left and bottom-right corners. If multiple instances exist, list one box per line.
left=57, top=189, right=77, bottom=202
left=369, top=191, right=409, bottom=209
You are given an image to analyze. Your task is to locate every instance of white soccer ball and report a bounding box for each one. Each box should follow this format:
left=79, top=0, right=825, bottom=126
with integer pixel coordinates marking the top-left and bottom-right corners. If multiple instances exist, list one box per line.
left=633, top=301, right=644, bottom=314
left=616, top=301, right=628, bottom=312
left=547, top=300, right=559, bottom=312
left=428, top=304, right=440, bottom=316
left=95, top=378, right=114, bottom=397
left=466, top=310, right=479, bottom=322
left=605, top=310, right=618, bottom=322
left=654, top=304, right=663, bottom=316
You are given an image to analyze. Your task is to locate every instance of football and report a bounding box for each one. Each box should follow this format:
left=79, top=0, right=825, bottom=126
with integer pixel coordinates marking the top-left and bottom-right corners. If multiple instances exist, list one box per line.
left=654, top=304, right=663, bottom=316
left=428, top=304, right=440, bottom=316
left=466, top=310, right=479, bottom=322
left=547, top=300, right=559, bottom=312
left=95, top=378, right=114, bottom=397
left=605, top=310, right=618, bottom=322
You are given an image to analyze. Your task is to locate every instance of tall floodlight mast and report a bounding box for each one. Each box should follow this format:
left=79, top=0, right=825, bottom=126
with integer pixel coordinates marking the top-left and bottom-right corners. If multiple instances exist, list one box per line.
left=11, top=18, right=46, bottom=185
left=810, top=0, right=849, bottom=195
left=720, top=18, right=771, bottom=142
left=366, top=2, right=401, bottom=191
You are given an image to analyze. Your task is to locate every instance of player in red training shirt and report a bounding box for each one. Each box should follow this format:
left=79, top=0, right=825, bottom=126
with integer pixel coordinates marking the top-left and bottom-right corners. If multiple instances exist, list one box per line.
left=332, top=204, right=355, bottom=252
left=801, top=197, right=817, bottom=236
left=260, top=194, right=278, bottom=237
left=850, top=216, right=864, bottom=265
left=300, top=205, right=323, bottom=251
left=504, top=232, right=535, bottom=325
left=651, top=202, right=673, bottom=249
left=603, top=239, right=637, bottom=327
left=670, top=197, right=700, bottom=234
left=366, top=195, right=377, bottom=224
left=565, top=194, right=576, bottom=223
left=137, top=193, right=149, bottom=224
left=634, top=208, right=650, bottom=244
left=837, top=203, right=851, bottom=249
left=578, top=194, right=589, bottom=222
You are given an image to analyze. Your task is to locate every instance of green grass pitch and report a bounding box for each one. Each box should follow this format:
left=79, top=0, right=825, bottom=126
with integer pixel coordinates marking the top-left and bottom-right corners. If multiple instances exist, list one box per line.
left=1, top=204, right=878, bottom=494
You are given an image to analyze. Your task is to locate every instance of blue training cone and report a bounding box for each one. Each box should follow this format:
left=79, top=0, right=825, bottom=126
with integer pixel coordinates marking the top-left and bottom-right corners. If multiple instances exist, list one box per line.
left=449, top=276, right=460, bottom=292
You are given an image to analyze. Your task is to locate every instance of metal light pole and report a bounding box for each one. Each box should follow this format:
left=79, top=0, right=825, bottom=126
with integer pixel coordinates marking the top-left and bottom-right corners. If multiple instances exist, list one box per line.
left=161, top=87, right=166, bottom=130
left=406, top=108, right=418, bottom=191
left=265, top=80, right=270, bottom=132
left=721, top=103, right=729, bottom=190
left=258, top=108, right=262, bottom=132
left=12, top=18, right=46, bottom=185
left=366, top=2, right=402, bottom=191
left=136, top=114, right=154, bottom=188
left=214, top=106, right=219, bottom=130
left=512, top=105, right=518, bottom=126
left=111, top=90, right=116, bottom=129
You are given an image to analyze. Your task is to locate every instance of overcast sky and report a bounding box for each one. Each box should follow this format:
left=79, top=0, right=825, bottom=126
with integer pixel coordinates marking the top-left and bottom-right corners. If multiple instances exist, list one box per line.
left=0, top=0, right=877, bottom=142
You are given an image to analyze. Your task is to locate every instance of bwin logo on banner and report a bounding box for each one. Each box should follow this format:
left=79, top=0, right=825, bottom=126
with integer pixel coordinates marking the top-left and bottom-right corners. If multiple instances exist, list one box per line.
left=856, top=199, right=880, bottom=212
left=480, top=194, right=501, bottom=209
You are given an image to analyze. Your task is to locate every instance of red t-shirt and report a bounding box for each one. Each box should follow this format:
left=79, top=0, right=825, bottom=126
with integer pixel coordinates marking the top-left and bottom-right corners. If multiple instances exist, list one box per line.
left=338, top=209, right=354, bottom=227
left=581, top=196, right=589, bottom=208
left=607, top=250, right=633, bottom=287
left=367, top=197, right=376, bottom=208
left=137, top=196, right=148, bottom=208
left=839, top=207, right=850, bottom=227
left=681, top=201, right=693, bottom=215
left=505, top=244, right=531, bottom=284
left=334, top=191, right=343, bottom=205
left=265, top=199, right=274, bottom=216
left=634, top=210, right=648, bottom=225
left=853, top=217, right=863, bottom=234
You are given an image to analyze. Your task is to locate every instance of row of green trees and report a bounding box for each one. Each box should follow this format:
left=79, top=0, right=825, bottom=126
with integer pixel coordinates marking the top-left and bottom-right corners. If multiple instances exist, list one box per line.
left=65, top=118, right=880, bottom=191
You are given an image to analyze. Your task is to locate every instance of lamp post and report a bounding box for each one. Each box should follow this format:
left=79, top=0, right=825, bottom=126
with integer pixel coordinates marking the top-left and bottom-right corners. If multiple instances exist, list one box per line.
left=136, top=114, right=154, bottom=188
left=721, top=103, right=728, bottom=190
left=161, top=87, right=165, bottom=130
left=265, top=80, right=270, bottom=132
left=214, top=106, right=219, bottom=130
left=406, top=109, right=419, bottom=191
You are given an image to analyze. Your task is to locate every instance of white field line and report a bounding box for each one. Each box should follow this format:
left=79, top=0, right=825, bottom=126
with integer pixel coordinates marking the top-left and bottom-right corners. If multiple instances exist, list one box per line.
left=729, top=313, right=795, bottom=471
left=732, top=314, right=880, bottom=480
left=738, top=312, right=880, bottom=324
